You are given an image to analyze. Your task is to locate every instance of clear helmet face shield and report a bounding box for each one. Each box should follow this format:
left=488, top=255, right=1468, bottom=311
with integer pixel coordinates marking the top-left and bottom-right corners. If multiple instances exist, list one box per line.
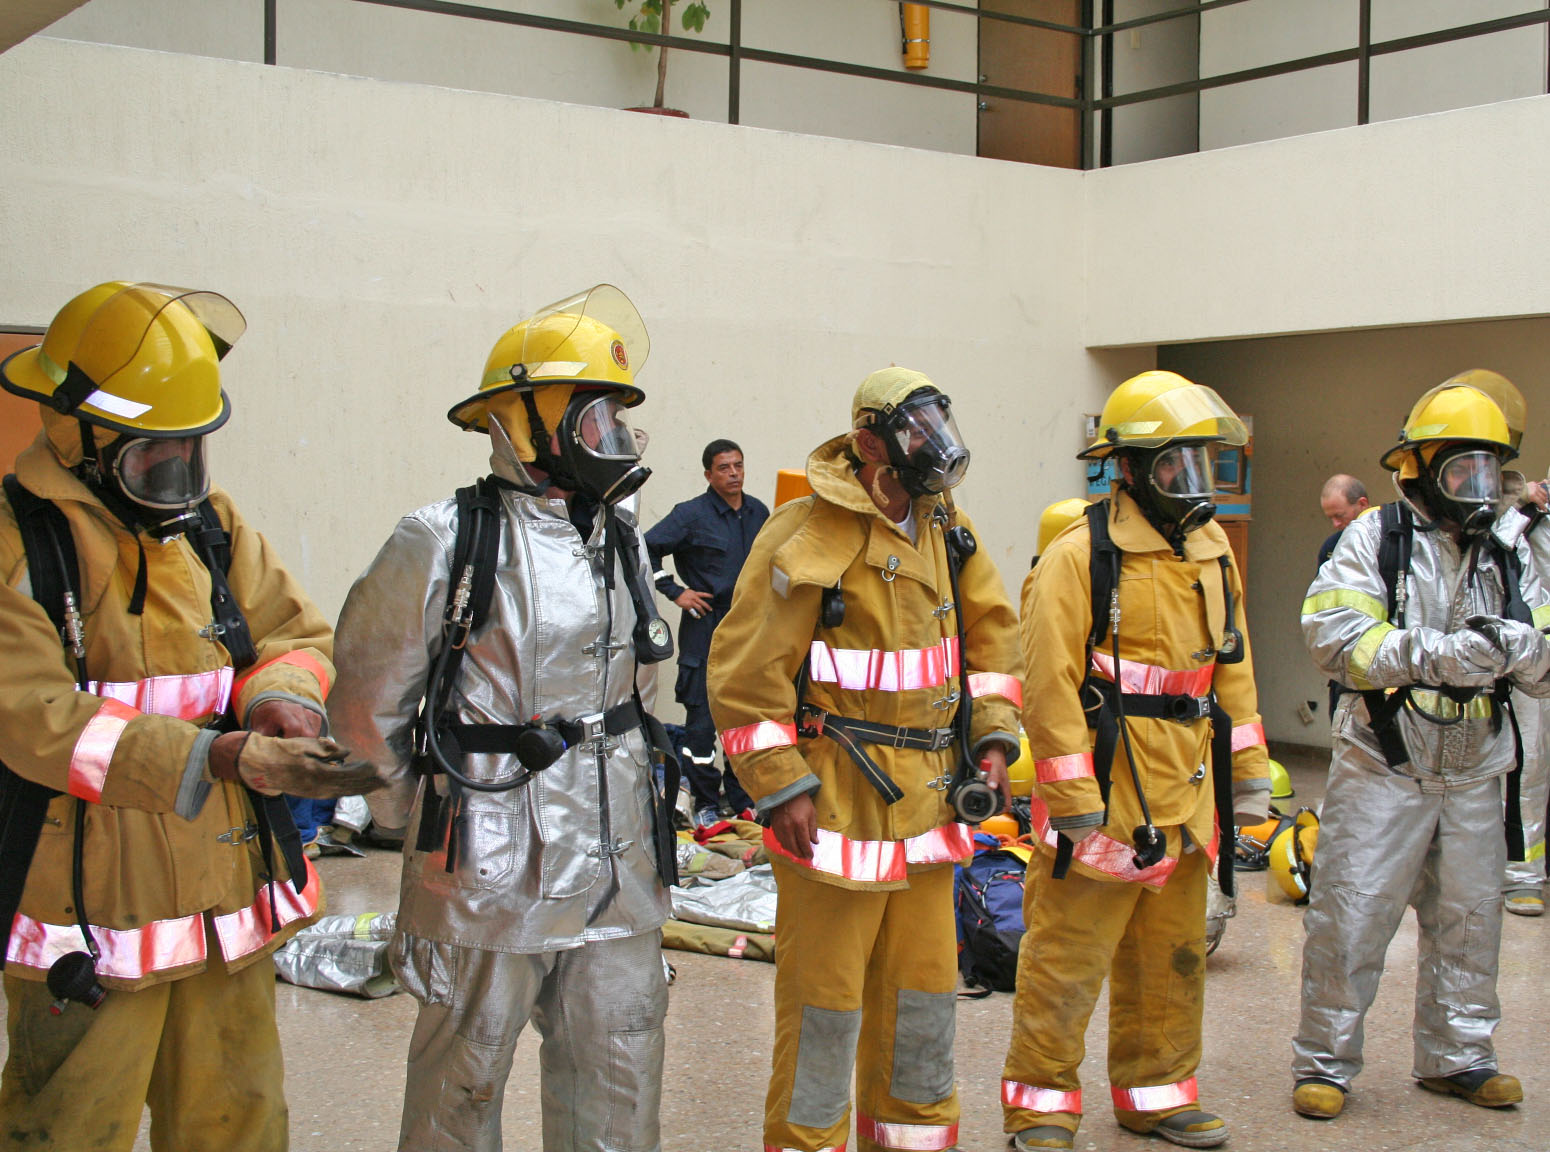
left=559, top=392, right=650, bottom=505
left=1143, top=442, right=1220, bottom=533
left=519, top=284, right=649, bottom=380
left=109, top=435, right=210, bottom=511
left=1433, top=447, right=1503, bottom=534
left=882, top=390, right=971, bottom=497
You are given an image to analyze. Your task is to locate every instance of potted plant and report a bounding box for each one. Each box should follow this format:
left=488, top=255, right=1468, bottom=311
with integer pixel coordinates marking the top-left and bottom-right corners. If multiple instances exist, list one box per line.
left=615, top=0, right=710, bottom=116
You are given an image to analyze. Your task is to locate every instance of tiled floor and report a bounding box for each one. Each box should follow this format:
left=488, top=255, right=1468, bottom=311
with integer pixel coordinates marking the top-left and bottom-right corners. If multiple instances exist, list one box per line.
left=5, top=745, right=1545, bottom=1150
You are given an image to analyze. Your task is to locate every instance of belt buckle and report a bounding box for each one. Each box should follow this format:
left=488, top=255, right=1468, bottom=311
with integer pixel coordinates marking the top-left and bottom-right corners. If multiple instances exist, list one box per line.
left=930, top=728, right=954, bottom=751
left=577, top=712, right=607, bottom=744
left=798, top=707, right=825, bottom=738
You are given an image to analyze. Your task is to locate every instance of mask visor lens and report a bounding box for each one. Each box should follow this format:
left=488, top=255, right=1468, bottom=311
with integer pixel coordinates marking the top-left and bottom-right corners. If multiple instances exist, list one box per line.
left=573, top=395, right=640, bottom=460
left=1438, top=449, right=1503, bottom=504
left=893, top=393, right=971, bottom=492
left=115, top=436, right=208, bottom=509
left=1151, top=444, right=1217, bottom=498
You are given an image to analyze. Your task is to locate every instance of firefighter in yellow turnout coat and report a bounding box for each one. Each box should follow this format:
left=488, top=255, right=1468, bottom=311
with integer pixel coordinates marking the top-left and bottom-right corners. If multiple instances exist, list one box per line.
left=710, top=369, right=1021, bottom=1152
left=0, top=283, right=373, bottom=1151
left=1002, top=373, right=1270, bottom=1152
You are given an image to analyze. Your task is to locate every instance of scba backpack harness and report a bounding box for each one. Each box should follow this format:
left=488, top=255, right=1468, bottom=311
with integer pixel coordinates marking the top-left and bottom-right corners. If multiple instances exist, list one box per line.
left=0, top=474, right=307, bottom=1005
left=410, top=475, right=682, bottom=886
left=1054, top=499, right=1242, bottom=897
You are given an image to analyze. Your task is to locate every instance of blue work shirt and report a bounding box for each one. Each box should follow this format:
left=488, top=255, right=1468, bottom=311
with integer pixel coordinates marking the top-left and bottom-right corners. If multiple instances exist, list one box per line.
left=645, top=488, right=770, bottom=661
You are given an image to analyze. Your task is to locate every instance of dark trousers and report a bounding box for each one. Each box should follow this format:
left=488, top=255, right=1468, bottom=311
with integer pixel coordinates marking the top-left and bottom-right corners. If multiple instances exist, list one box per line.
left=679, top=660, right=752, bottom=813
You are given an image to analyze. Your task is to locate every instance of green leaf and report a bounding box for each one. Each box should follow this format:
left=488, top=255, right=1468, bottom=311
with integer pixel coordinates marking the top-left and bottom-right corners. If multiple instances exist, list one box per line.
left=681, top=2, right=709, bottom=33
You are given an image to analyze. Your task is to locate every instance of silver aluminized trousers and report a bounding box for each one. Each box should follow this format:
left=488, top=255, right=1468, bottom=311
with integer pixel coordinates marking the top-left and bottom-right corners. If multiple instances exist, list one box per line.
left=1504, top=689, right=1548, bottom=890
left=1292, top=742, right=1507, bottom=1086
left=396, top=930, right=668, bottom=1152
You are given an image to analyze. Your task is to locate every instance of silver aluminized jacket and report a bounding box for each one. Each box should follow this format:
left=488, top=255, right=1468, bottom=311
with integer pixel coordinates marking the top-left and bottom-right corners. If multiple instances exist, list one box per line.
left=1495, top=504, right=1550, bottom=890
left=1303, top=503, right=1550, bottom=782
left=1295, top=500, right=1550, bottom=1087
left=330, top=488, right=671, bottom=954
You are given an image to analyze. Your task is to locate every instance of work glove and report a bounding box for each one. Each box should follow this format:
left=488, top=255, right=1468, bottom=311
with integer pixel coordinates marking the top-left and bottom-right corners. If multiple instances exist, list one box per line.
left=1232, top=784, right=1272, bottom=827
left=1465, top=615, right=1550, bottom=681
left=212, top=732, right=382, bottom=799
left=1413, top=627, right=1508, bottom=687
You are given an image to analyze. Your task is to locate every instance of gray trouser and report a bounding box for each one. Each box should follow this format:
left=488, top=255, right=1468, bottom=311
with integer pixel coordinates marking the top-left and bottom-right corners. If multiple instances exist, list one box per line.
left=1504, top=689, right=1548, bottom=890
left=1292, top=746, right=1506, bottom=1087
left=395, top=931, right=667, bottom=1152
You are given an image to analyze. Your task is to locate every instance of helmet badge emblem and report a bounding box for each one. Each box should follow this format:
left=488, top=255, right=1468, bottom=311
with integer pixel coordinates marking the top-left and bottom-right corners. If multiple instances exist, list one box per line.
left=610, top=339, right=628, bottom=370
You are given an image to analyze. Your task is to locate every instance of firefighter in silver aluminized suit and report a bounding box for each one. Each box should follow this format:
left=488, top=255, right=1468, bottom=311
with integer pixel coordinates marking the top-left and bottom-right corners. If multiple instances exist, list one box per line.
left=329, top=286, right=675, bottom=1152
left=1294, top=373, right=1550, bottom=1122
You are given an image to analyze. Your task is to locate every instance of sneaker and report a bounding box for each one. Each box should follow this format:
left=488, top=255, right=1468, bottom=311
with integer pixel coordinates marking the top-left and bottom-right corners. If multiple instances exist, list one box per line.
left=1012, top=1126, right=1074, bottom=1150
left=1417, top=1068, right=1522, bottom=1108
left=693, top=806, right=722, bottom=830
left=1504, top=888, right=1544, bottom=917
left=1292, top=1078, right=1346, bottom=1119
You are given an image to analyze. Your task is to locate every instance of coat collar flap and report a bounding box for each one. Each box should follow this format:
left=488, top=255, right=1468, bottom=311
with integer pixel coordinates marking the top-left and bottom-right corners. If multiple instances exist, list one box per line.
left=14, top=434, right=137, bottom=611
left=1108, top=488, right=1229, bottom=562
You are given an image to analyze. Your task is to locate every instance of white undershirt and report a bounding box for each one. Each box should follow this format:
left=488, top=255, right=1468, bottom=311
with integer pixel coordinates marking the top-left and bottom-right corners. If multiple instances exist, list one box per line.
left=893, top=504, right=917, bottom=544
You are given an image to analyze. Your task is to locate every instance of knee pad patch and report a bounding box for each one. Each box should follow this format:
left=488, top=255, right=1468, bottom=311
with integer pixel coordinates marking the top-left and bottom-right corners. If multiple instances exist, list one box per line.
left=789, top=1005, right=863, bottom=1129
left=890, top=989, right=957, bottom=1103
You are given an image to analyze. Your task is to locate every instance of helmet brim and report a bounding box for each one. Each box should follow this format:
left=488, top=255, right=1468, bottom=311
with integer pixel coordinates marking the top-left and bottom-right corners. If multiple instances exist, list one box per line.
left=447, top=378, right=646, bottom=432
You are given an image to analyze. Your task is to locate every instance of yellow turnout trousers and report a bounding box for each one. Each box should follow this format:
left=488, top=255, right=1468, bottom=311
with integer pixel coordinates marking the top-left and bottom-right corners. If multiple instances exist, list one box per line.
left=767, top=859, right=960, bottom=1152
left=1001, top=847, right=1208, bottom=1138
left=0, top=924, right=287, bottom=1151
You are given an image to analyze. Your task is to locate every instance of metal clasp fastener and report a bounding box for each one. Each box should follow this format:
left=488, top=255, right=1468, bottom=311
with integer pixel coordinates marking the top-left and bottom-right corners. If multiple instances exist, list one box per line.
left=881, top=555, right=900, bottom=582
left=217, top=821, right=260, bottom=845
left=199, top=622, right=226, bottom=641
left=573, top=543, right=604, bottom=559
left=1190, top=647, right=1215, bottom=662
left=931, top=691, right=961, bottom=710
left=588, top=838, right=634, bottom=858
left=933, top=599, right=955, bottom=619
left=1188, top=764, right=1206, bottom=784
left=582, top=640, right=627, bottom=656
left=926, top=773, right=953, bottom=791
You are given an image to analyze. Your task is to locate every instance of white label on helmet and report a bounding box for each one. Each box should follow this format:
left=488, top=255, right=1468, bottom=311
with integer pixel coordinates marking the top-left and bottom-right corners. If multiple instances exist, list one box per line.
left=525, top=360, right=588, bottom=378
left=86, top=390, right=153, bottom=419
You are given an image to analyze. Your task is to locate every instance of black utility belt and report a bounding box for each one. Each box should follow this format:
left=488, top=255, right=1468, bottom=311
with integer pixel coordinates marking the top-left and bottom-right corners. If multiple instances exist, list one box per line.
left=1087, top=679, right=1212, bottom=724
left=798, top=707, right=956, bottom=752
left=438, top=701, right=643, bottom=756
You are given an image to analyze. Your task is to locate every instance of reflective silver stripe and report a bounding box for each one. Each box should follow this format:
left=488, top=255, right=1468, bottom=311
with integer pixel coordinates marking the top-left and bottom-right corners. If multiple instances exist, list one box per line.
left=1035, top=753, right=1094, bottom=784
left=763, top=823, right=974, bottom=884
left=807, top=636, right=961, bottom=692
left=89, top=667, right=234, bottom=720
left=1001, top=1080, right=1082, bottom=1114
left=1090, top=650, right=1214, bottom=697
left=212, top=858, right=323, bottom=962
left=1030, top=796, right=1176, bottom=885
left=855, top=1115, right=959, bottom=1150
left=1111, top=1076, right=1198, bottom=1112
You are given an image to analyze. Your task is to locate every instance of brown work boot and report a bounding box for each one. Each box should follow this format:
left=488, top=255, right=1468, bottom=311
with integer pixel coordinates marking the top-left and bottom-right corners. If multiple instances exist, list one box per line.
left=1119, top=1108, right=1227, bottom=1148
left=1011, top=1127, right=1074, bottom=1151
left=1417, top=1068, right=1523, bottom=1108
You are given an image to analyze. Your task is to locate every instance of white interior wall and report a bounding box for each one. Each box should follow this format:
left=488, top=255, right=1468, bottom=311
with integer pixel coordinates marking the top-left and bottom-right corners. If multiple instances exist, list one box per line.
left=44, top=0, right=982, bottom=154
left=0, top=34, right=1105, bottom=637
left=1161, top=318, right=1550, bottom=749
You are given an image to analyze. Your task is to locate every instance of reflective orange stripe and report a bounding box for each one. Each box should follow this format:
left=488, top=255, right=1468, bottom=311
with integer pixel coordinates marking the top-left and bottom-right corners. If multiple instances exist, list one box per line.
left=5, top=858, right=320, bottom=979
left=967, top=671, right=1022, bottom=707
left=213, top=857, right=322, bottom=961
left=1112, top=1076, right=1197, bottom=1112
left=763, top=823, right=974, bottom=884
left=807, top=637, right=960, bottom=692
left=1035, top=753, right=1094, bottom=784
left=1029, top=796, right=1176, bottom=885
left=90, top=667, right=233, bottom=720
left=1090, top=651, right=1214, bottom=697
left=68, top=698, right=138, bottom=802
left=720, top=720, right=798, bottom=755
left=232, top=649, right=332, bottom=701
left=765, top=1145, right=845, bottom=1152
left=856, top=1116, right=959, bottom=1150
left=1231, top=721, right=1266, bottom=751
left=1002, top=1081, right=1082, bottom=1114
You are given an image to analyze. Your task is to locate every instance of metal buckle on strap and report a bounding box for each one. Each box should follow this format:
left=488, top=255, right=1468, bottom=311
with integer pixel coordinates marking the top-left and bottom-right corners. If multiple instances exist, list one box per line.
left=1168, top=695, right=1211, bottom=724
left=577, top=712, right=608, bottom=744
left=217, top=821, right=260, bottom=845
left=926, top=727, right=955, bottom=751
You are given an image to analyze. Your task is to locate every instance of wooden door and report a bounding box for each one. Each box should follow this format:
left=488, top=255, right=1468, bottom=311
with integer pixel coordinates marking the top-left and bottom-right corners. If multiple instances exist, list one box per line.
left=0, top=332, right=44, bottom=471
left=978, top=0, right=1083, bottom=168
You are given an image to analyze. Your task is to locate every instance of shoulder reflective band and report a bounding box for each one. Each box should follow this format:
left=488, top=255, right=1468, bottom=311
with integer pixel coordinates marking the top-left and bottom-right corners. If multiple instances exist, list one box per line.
left=807, top=637, right=960, bottom=693
left=1111, top=1077, right=1198, bottom=1113
left=1089, top=651, right=1214, bottom=697
left=856, top=1115, right=958, bottom=1150
left=7, top=857, right=320, bottom=979
left=1231, top=721, right=1266, bottom=751
left=967, top=671, right=1023, bottom=707
left=1002, top=1081, right=1082, bottom=1115
left=1035, top=753, right=1095, bottom=784
left=762, top=822, right=974, bottom=884
left=68, top=697, right=139, bottom=802
left=232, top=649, right=333, bottom=702
left=90, top=667, right=233, bottom=720
left=720, top=720, right=798, bottom=755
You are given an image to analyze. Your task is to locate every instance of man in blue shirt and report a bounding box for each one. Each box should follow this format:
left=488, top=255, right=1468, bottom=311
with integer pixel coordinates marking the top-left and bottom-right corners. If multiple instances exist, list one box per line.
left=647, top=439, right=770, bottom=827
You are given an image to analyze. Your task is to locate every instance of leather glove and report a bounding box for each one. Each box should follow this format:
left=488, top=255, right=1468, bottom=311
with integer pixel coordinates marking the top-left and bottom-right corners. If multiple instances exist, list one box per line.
left=1232, top=785, right=1272, bottom=827
left=1466, top=615, right=1550, bottom=680
left=213, top=733, right=383, bottom=799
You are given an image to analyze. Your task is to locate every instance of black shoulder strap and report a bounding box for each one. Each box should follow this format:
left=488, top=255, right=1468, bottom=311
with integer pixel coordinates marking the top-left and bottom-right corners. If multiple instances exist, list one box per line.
left=1376, top=501, right=1412, bottom=624
left=185, top=499, right=257, bottom=670
left=1482, top=532, right=1533, bottom=626
left=1084, top=498, right=1119, bottom=650
left=452, top=478, right=504, bottom=634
